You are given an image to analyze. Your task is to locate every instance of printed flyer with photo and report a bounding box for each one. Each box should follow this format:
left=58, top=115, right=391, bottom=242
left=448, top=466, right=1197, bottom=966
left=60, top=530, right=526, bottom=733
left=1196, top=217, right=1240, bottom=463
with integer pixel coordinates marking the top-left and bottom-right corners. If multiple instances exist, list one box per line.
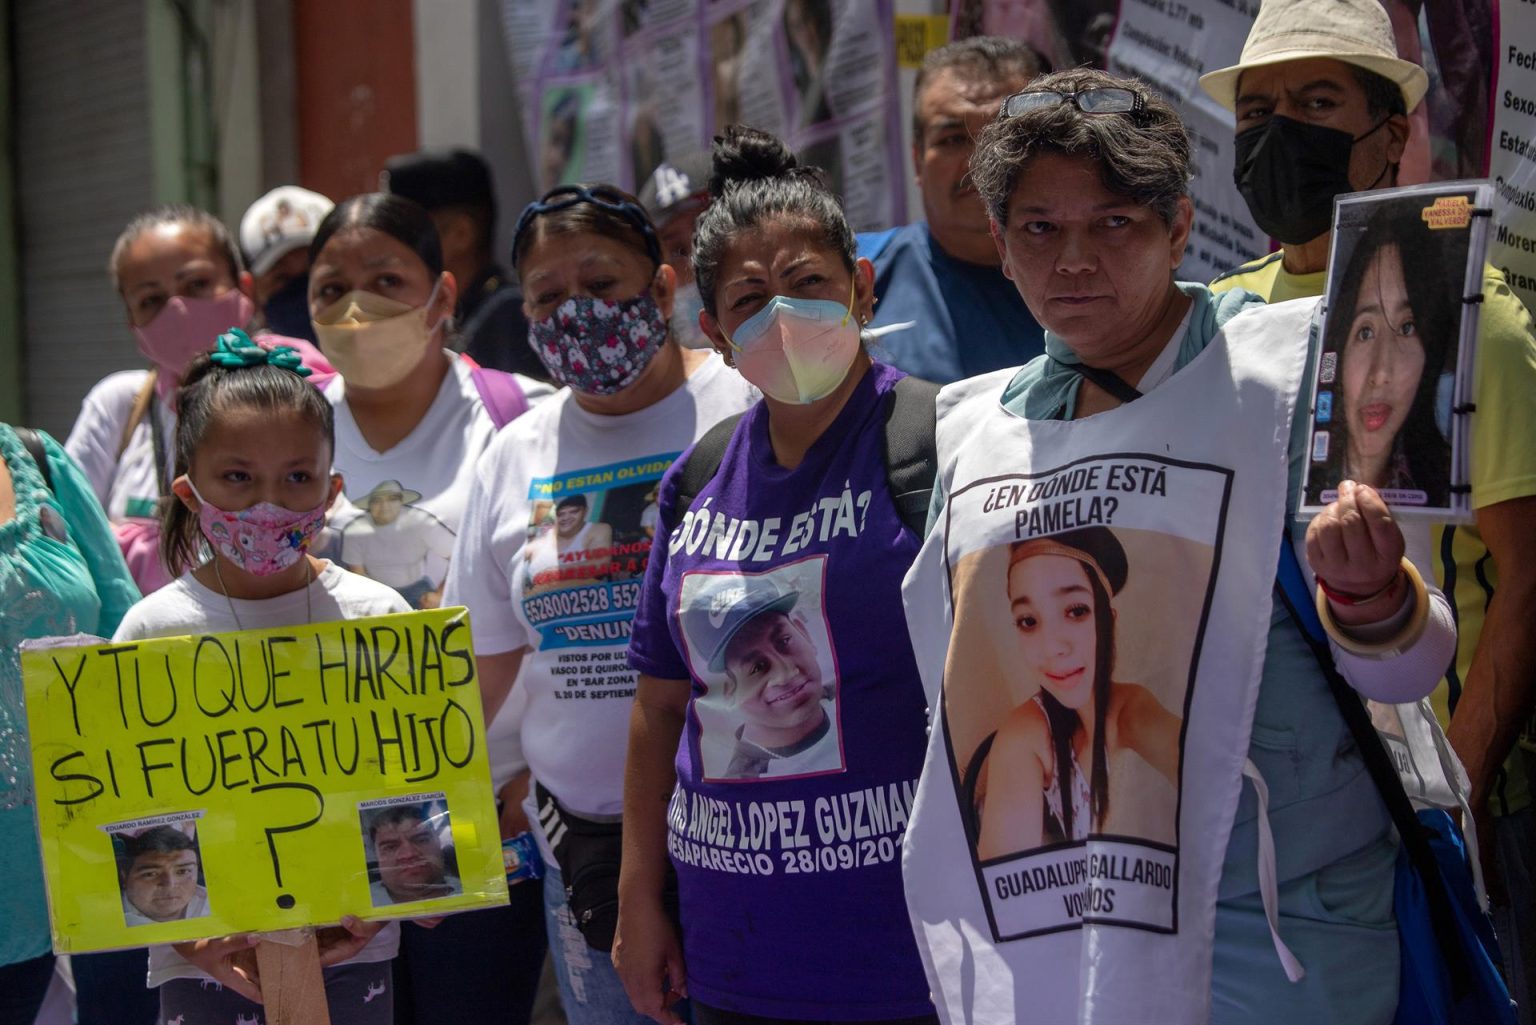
left=1300, top=182, right=1493, bottom=520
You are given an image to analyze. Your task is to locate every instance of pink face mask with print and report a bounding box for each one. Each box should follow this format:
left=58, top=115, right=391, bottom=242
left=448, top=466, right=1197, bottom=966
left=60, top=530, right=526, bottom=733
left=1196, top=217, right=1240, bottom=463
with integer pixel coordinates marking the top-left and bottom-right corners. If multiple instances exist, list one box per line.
left=187, top=481, right=327, bottom=576
left=134, top=291, right=256, bottom=380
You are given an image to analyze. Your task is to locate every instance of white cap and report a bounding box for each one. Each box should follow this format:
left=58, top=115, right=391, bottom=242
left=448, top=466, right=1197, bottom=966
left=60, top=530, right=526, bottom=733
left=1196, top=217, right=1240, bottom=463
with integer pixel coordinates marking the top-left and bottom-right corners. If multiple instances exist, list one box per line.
left=239, top=186, right=334, bottom=276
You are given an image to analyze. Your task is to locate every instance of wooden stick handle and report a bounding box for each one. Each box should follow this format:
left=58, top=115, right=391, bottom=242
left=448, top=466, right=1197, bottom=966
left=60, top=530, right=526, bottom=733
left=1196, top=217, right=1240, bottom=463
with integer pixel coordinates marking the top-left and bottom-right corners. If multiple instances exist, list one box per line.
left=255, top=935, right=331, bottom=1025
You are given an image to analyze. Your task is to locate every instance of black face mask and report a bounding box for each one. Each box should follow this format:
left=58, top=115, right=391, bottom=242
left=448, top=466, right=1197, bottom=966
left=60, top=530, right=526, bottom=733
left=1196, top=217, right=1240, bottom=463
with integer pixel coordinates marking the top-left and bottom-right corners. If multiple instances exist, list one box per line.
left=1233, top=115, right=1391, bottom=246
left=262, top=273, right=316, bottom=344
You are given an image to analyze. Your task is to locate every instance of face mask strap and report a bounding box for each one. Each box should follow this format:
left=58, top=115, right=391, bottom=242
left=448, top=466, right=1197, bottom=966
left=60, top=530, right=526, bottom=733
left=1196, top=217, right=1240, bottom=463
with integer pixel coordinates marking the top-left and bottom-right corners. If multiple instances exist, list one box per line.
left=1351, top=118, right=1398, bottom=195
left=421, top=275, right=450, bottom=334
left=839, top=276, right=856, bottom=327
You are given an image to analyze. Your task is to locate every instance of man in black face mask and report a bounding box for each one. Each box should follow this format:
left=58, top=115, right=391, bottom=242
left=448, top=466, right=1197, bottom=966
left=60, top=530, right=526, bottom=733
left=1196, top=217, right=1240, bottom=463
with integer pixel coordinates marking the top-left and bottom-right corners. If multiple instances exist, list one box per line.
left=1201, top=0, right=1419, bottom=298
left=239, top=185, right=334, bottom=344
left=1205, top=2, right=1536, bottom=1015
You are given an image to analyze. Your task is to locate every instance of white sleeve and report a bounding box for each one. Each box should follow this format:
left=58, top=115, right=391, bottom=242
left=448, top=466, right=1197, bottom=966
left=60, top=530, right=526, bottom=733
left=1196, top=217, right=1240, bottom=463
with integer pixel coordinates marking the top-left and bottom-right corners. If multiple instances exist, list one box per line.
left=442, top=441, right=530, bottom=656
left=1292, top=531, right=1458, bottom=705
left=64, top=375, right=135, bottom=508
left=514, top=375, right=559, bottom=409
left=487, top=677, right=530, bottom=791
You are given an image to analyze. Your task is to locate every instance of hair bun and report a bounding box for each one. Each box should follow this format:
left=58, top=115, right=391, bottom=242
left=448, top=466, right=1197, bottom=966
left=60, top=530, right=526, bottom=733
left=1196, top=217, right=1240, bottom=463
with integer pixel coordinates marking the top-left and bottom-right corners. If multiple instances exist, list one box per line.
left=709, top=126, right=806, bottom=197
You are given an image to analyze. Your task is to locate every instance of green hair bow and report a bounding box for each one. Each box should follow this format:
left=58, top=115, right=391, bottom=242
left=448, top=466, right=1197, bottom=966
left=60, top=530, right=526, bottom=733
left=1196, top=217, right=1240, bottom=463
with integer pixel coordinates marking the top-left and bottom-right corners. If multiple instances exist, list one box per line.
left=209, top=328, right=313, bottom=377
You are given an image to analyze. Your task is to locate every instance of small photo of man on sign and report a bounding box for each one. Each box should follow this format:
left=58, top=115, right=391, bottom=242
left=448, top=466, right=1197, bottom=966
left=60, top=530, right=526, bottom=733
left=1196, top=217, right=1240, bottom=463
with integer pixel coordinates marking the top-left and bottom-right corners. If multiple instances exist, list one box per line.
left=360, top=797, right=463, bottom=907
left=111, top=819, right=211, bottom=927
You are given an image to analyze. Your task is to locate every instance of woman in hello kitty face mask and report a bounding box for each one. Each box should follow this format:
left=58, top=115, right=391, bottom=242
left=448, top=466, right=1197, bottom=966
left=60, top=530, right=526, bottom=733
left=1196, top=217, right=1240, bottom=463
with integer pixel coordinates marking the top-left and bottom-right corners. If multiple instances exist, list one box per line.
left=441, top=181, right=757, bottom=1025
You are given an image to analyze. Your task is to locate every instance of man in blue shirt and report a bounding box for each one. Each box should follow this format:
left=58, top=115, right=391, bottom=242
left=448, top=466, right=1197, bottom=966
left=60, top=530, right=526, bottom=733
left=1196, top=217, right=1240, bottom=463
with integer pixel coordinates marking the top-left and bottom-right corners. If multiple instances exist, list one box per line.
left=859, top=37, right=1046, bottom=383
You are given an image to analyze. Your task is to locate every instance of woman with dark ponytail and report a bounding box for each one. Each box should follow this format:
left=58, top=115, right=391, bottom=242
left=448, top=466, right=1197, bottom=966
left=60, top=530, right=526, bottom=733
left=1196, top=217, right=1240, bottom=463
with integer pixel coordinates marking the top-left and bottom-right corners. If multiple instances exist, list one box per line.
left=618, top=126, right=939, bottom=1025
left=113, top=331, right=412, bottom=1024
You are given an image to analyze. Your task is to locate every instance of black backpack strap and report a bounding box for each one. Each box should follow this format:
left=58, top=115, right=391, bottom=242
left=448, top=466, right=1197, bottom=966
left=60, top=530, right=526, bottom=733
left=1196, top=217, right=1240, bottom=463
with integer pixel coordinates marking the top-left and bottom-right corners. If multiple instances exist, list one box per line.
left=13, top=427, right=53, bottom=493
left=1054, top=357, right=1144, bottom=405
left=666, top=413, right=745, bottom=527
left=884, top=375, right=940, bottom=536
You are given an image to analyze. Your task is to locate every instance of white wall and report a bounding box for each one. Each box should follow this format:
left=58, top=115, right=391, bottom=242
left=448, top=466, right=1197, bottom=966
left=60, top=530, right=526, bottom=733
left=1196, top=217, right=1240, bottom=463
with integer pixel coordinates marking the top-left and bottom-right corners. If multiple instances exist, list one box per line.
left=413, top=0, right=481, bottom=149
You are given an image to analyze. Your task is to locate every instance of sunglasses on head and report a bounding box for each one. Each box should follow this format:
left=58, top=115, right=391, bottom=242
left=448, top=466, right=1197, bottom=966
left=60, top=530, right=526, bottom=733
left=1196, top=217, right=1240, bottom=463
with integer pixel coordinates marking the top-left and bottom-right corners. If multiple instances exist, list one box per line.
left=511, top=185, right=663, bottom=267
left=1001, top=87, right=1146, bottom=119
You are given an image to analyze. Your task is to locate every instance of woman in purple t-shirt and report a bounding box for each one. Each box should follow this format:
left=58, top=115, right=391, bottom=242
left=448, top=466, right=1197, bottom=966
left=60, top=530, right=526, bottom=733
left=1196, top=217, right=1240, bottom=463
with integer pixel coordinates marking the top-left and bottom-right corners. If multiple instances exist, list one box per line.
left=617, top=127, right=939, bottom=1025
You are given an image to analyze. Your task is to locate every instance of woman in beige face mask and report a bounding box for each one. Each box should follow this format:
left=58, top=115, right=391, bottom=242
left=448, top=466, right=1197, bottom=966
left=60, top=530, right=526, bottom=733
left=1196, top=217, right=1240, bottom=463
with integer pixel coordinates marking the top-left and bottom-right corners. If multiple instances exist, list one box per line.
left=305, top=192, right=554, bottom=1023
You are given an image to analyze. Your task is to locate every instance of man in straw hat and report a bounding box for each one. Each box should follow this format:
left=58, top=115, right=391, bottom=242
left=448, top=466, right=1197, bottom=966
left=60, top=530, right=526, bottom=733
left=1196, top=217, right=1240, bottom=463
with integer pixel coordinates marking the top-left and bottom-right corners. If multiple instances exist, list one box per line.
left=341, top=480, right=458, bottom=608
left=1203, top=3, right=1536, bottom=1013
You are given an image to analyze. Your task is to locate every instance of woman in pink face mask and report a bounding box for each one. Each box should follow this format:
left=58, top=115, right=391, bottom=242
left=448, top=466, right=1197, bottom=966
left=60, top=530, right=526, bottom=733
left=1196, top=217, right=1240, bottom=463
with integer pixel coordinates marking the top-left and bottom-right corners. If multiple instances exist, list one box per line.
left=111, top=332, right=411, bottom=1025
left=63, top=205, right=333, bottom=596
left=615, top=127, right=940, bottom=1025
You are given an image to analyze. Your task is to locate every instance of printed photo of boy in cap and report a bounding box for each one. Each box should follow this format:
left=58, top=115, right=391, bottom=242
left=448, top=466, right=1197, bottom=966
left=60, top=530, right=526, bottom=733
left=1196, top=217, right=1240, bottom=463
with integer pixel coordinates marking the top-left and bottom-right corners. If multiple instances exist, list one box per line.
left=680, top=564, right=843, bottom=781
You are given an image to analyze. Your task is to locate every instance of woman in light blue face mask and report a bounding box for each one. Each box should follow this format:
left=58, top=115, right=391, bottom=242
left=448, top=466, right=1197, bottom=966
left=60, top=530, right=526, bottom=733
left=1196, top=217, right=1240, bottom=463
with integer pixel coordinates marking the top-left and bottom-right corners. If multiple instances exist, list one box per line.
left=615, top=126, right=941, bottom=1025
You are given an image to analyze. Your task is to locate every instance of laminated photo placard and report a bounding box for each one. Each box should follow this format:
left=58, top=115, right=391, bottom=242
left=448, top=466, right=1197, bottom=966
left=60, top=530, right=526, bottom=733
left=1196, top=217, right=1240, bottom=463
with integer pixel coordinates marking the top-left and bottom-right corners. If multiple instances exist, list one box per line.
left=21, top=608, right=508, bottom=954
left=1299, top=181, right=1493, bottom=520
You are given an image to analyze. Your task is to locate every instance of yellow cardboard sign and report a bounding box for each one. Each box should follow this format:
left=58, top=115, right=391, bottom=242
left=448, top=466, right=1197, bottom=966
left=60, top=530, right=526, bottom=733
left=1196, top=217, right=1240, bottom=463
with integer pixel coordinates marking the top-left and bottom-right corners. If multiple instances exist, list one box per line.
left=894, top=14, right=950, bottom=68
left=22, top=608, right=508, bottom=953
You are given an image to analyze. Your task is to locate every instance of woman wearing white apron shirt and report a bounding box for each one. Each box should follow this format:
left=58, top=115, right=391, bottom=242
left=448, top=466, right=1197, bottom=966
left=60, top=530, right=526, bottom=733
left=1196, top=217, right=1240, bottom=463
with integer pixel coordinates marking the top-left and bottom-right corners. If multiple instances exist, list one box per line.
left=899, top=68, right=1457, bottom=1025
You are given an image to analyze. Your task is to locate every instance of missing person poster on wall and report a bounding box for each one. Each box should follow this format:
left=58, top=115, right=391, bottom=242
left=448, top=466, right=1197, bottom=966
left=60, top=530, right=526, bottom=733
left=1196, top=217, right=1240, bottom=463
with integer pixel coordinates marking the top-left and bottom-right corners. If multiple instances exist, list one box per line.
left=1300, top=182, right=1493, bottom=520
left=501, top=0, right=908, bottom=231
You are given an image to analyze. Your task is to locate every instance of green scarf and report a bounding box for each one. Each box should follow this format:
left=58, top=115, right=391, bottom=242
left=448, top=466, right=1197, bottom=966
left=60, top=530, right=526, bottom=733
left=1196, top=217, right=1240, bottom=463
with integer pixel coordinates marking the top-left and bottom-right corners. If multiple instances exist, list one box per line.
left=1000, top=281, right=1265, bottom=420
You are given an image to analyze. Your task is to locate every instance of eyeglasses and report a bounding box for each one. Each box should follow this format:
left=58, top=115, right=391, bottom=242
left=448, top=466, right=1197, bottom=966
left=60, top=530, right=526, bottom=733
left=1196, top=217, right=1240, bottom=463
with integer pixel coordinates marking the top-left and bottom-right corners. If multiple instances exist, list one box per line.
left=511, top=185, right=662, bottom=268
left=1001, top=87, right=1145, bottom=119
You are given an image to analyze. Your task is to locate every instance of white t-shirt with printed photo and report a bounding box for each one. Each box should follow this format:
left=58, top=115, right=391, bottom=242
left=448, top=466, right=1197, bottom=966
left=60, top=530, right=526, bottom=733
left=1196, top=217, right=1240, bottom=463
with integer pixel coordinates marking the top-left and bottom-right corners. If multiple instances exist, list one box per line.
left=112, top=561, right=410, bottom=987
left=324, top=352, right=553, bottom=604
left=444, top=356, right=757, bottom=840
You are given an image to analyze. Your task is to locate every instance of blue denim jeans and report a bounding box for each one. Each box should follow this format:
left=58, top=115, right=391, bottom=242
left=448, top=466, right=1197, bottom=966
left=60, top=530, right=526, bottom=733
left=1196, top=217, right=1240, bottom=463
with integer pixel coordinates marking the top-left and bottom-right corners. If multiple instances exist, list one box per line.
left=542, top=861, right=655, bottom=1025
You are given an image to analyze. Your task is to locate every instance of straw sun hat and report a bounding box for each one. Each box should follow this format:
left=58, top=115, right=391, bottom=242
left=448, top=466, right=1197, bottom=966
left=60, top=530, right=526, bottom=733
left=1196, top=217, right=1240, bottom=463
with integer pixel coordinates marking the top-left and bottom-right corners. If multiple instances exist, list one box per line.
left=1200, top=0, right=1428, bottom=113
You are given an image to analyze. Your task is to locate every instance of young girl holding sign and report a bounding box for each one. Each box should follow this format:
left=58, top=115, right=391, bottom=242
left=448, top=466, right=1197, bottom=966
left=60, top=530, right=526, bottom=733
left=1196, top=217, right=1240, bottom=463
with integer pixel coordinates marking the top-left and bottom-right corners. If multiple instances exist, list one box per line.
left=112, top=330, right=410, bottom=1023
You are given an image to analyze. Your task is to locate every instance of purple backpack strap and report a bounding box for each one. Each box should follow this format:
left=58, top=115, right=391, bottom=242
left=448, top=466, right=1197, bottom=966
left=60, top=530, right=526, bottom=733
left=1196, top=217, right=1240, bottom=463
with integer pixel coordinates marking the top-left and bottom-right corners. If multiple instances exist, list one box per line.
left=464, top=358, right=530, bottom=429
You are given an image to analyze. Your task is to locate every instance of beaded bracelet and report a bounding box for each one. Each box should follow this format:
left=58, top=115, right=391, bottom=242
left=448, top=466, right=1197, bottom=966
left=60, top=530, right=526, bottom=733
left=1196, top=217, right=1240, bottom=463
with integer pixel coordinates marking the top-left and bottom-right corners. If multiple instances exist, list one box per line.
left=1315, top=557, right=1429, bottom=658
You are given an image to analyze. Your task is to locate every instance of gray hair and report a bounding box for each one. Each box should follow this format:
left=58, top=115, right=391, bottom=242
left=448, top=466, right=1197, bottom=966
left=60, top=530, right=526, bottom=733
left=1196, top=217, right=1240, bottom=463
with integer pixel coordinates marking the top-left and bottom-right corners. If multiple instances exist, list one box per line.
left=692, top=126, right=854, bottom=316
left=108, top=204, right=244, bottom=294
left=970, top=68, right=1191, bottom=227
left=913, top=36, right=1047, bottom=140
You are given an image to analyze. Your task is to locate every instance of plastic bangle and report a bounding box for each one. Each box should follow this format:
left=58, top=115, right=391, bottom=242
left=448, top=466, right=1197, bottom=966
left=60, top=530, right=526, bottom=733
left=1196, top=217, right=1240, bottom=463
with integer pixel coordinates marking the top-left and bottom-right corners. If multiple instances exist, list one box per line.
left=1315, top=557, right=1429, bottom=658
left=1315, top=570, right=1401, bottom=607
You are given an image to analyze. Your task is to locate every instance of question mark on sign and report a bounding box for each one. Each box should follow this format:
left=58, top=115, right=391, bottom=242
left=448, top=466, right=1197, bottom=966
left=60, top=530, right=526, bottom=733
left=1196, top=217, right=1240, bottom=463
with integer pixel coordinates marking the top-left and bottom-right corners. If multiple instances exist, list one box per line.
left=1103, top=497, right=1119, bottom=522
left=250, top=781, right=325, bottom=909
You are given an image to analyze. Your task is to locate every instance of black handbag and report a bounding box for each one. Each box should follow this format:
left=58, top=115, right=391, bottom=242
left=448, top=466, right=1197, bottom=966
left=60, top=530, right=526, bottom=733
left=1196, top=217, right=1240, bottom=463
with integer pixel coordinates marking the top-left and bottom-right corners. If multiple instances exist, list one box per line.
left=536, top=782, right=678, bottom=952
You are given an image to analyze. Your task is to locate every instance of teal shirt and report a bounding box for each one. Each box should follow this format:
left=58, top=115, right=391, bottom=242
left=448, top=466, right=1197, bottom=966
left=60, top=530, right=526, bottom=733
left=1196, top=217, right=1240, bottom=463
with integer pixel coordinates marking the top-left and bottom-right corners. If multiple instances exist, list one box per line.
left=0, top=424, right=139, bottom=966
